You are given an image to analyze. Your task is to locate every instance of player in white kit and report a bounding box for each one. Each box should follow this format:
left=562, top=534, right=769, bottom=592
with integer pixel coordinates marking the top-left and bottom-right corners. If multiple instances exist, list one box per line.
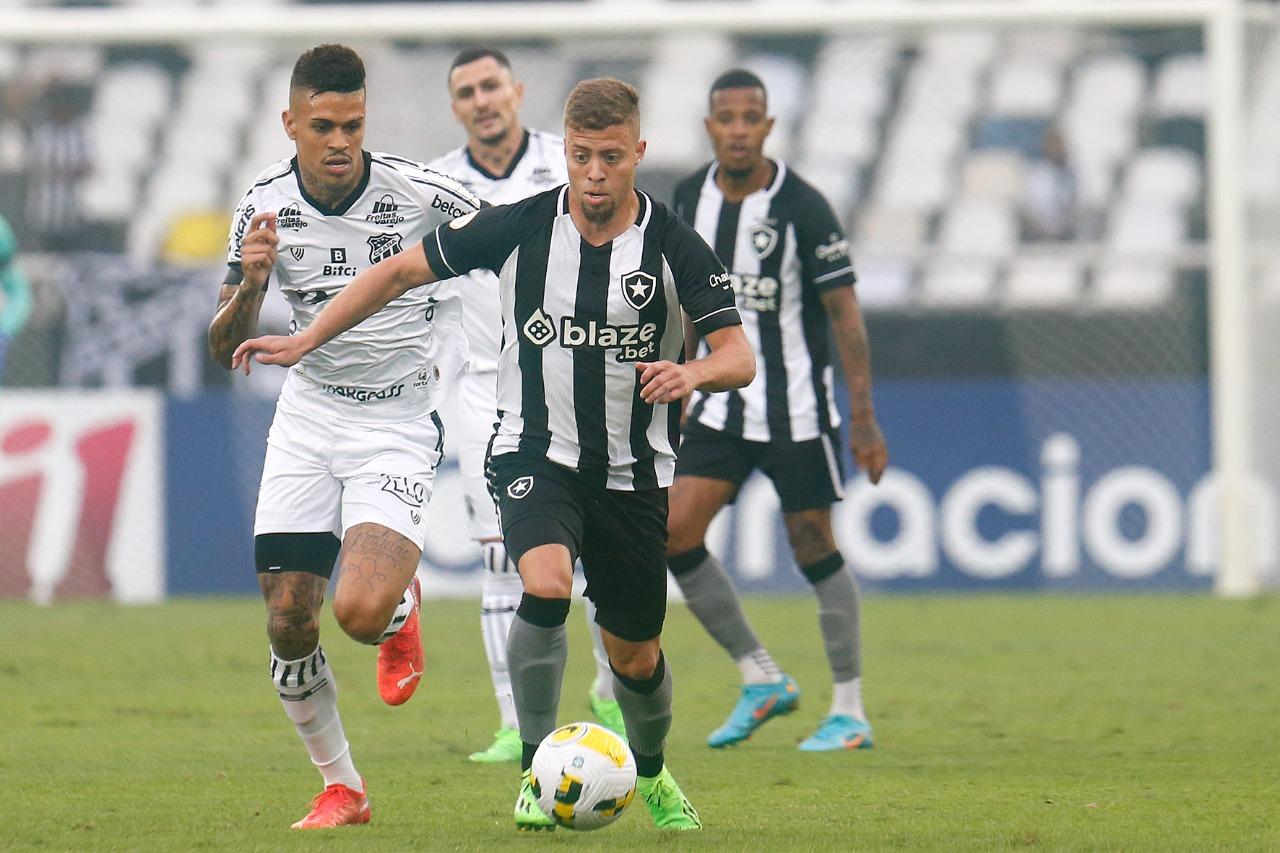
left=208, top=45, right=481, bottom=829
left=427, top=47, right=623, bottom=763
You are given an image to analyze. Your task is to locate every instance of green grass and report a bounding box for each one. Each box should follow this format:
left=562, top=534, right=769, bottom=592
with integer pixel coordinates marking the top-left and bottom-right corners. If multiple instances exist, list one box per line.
left=1, top=595, right=1277, bottom=851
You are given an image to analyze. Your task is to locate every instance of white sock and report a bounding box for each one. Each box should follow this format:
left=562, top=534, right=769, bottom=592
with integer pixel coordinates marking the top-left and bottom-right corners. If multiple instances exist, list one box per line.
left=481, top=541, right=522, bottom=729
left=735, top=647, right=783, bottom=685
left=582, top=597, right=615, bottom=701
left=271, top=645, right=362, bottom=790
left=830, top=677, right=866, bottom=722
left=372, top=584, right=415, bottom=645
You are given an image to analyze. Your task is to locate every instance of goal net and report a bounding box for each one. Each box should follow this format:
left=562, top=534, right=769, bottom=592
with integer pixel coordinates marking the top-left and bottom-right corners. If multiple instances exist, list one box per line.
left=0, top=0, right=1272, bottom=600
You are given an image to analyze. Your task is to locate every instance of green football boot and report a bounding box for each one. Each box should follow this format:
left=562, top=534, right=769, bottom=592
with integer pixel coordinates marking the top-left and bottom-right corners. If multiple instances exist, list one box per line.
left=514, top=769, right=555, bottom=831
left=637, top=765, right=702, bottom=830
left=469, top=727, right=521, bottom=763
left=589, top=691, right=627, bottom=739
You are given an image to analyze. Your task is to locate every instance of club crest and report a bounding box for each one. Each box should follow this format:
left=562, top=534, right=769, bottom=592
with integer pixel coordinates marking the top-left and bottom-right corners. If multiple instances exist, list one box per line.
left=749, top=223, right=778, bottom=259
left=507, top=476, right=534, bottom=500
left=621, top=270, right=658, bottom=311
left=368, top=232, right=403, bottom=264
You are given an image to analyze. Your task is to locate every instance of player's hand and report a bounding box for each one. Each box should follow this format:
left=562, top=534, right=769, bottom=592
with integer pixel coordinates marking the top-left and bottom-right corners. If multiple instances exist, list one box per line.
left=240, top=212, right=278, bottom=291
left=635, top=360, right=697, bottom=405
left=231, top=334, right=307, bottom=375
left=849, top=418, right=888, bottom=485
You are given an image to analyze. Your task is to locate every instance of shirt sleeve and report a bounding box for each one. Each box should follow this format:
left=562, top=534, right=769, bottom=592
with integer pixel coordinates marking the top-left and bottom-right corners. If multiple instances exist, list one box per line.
left=223, top=188, right=255, bottom=286
left=665, top=216, right=741, bottom=336
left=800, top=191, right=856, bottom=293
left=421, top=201, right=523, bottom=279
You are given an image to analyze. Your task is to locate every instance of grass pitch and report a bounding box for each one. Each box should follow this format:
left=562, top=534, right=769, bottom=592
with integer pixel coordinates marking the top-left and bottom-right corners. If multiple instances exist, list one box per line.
left=2, top=594, right=1276, bottom=851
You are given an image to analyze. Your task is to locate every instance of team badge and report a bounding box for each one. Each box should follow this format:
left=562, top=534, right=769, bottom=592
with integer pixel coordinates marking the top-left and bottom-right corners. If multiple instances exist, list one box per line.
left=289, top=247, right=305, bottom=261
left=507, top=476, right=534, bottom=500
left=621, top=270, right=657, bottom=311
left=749, top=223, right=778, bottom=259
left=368, top=232, right=404, bottom=264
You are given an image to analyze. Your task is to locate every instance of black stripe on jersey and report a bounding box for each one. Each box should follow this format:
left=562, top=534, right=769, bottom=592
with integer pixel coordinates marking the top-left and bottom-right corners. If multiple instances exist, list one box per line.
left=252, top=164, right=293, bottom=188
left=629, top=199, right=668, bottom=491
left=573, top=240, right=612, bottom=488
left=713, top=200, right=746, bottom=436
left=756, top=195, right=793, bottom=444
left=514, top=222, right=554, bottom=459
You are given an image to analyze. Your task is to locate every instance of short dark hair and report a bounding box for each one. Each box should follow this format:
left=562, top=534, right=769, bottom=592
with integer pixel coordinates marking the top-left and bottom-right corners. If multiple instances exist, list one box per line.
left=290, top=44, right=365, bottom=96
left=564, top=78, right=640, bottom=132
left=709, top=68, right=768, bottom=110
left=449, top=46, right=511, bottom=78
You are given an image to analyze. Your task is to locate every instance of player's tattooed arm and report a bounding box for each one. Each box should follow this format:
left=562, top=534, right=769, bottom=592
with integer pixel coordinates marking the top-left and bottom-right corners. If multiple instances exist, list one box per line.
left=209, top=212, right=277, bottom=369
left=821, top=286, right=888, bottom=484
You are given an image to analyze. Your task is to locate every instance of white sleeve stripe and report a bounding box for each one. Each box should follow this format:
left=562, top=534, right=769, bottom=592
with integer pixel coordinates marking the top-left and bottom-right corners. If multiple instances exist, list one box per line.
left=814, top=266, right=855, bottom=283
left=433, top=230, right=459, bottom=277
left=691, top=305, right=738, bottom=324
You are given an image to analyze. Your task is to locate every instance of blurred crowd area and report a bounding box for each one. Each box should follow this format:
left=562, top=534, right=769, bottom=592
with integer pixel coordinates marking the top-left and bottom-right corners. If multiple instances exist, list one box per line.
left=1, top=13, right=1244, bottom=394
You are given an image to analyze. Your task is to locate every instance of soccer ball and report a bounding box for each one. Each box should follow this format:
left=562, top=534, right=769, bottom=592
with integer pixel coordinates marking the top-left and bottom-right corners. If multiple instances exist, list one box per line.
left=531, top=721, right=637, bottom=831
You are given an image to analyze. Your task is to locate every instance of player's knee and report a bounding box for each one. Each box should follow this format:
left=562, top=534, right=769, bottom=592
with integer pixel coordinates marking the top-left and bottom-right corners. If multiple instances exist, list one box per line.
left=331, top=595, right=387, bottom=644
left=665, top=522, right=705, bottom=558
left=266, top=610, right=320, bottom=660
left=608, top=643, right=661, bottom=682
left=785, top=513, right=837, bottom=566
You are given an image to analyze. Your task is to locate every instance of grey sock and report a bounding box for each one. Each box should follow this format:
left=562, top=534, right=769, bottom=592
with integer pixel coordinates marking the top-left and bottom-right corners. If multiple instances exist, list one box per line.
left=671, top=550, right=761, bottom=660
left=611, top=658, right=673, bottom=759
left=506, top=614, right=567, bottom=745
left=812, top=565, right=862, bottom=682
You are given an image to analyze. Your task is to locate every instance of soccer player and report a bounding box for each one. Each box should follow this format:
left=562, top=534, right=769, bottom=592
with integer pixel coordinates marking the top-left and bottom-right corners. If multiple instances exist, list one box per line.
left=0, top=213, right=33, bottom=383
left=207, top=44, right=482, bottom=829
left=668, top=68, right=889, bottom=751
left=233, top=78, right=754, bottom=832
left=427, top=47, right=623, bottom=763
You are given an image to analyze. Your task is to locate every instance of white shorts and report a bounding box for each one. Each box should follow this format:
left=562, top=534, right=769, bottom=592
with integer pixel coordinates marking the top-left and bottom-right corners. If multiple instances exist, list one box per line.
left=455, top=369, right=502, bottom=542
left=254, top=372, right=445, bottom=549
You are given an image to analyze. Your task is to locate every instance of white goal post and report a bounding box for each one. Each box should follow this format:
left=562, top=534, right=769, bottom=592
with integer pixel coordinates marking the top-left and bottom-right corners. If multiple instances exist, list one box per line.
left=0, top=0, right=1264, bottom=596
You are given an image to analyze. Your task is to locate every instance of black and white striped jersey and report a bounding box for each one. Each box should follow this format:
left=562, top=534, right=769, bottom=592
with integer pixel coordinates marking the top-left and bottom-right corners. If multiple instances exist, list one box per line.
left=422, top=186, right=740, bottom=490
left=674, top=160, right=856, bottom=443
left=224, top=151, right=481, bottom=409
left=426, top=129, right=567, bottom=373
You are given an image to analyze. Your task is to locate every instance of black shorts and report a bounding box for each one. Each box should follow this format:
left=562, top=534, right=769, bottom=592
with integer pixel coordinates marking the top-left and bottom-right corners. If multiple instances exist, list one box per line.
left=675, top=422, right=846, bottom=512
left=488, top=452, right=669, bottom=642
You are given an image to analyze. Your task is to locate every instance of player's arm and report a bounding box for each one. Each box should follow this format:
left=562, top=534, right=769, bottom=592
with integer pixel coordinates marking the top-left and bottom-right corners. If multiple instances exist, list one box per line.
left=232, top=242, right=441, bottom=373
left=637, top=324, right=754, bottom=405
left=208, top=211, right=277, bottom=370
left=821, top=284, right=887, bottom=484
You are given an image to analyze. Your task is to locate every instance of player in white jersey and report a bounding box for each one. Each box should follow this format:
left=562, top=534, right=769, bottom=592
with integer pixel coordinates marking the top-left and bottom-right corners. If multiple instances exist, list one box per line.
left=426, top=46, right=623, bottom=764
left=234, top=78, right=756, bottom=833
left=207, top=45, right=481, bottom=830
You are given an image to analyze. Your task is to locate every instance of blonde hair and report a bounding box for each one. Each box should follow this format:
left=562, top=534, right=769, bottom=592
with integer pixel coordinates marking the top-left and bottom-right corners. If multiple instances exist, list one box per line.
left=564, top=78, right=640, bottom=132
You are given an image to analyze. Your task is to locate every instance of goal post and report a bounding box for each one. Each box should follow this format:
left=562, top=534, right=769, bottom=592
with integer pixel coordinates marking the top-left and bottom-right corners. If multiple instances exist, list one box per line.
left=0, top=0, right=1269, bottom=598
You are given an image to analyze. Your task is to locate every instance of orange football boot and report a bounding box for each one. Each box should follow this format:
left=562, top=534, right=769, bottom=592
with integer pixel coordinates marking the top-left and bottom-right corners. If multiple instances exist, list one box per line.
left=291, top=780, right=370, bottom=829
left=377, top=576, right=423, bottom=705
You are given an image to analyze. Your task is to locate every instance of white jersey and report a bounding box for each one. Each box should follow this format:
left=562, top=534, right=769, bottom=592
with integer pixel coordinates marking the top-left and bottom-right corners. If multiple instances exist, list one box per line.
left=425, top=129, right=566, bottom=373
left=225, top=151, right=482, bottom=415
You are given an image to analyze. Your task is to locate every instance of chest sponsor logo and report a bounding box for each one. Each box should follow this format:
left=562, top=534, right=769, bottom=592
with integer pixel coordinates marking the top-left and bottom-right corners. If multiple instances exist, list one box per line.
left=277, top=204, right=308, bottom=230
left=368, top=232, right=404, bottom=264
left=749, top=223, right=778, bottom=259
left=522, top=307, right=557, bottom=347
left=431, top=194, right=470, bottom=218
left=621, top=270, right=658, bottom=311
left=380, top=474, right=425, bottom=508
left=507, top=476, right=534, bottom=500
left=323, top=247, right=357, bottom=276
left=366, top=193, right=405, bottom=225
left=729, top=273, right=779, bottom=313
left=560, top=317, right=658, bottom=363
left=530, top=166, right=557, bottom=185
left=288, top=247, right=305, bottom=261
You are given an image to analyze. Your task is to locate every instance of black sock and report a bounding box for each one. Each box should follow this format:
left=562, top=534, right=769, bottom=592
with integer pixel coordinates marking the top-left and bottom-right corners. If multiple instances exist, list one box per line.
left=634, top=749, right=664, bottom=779
left=521, top=740, right=539, bottom=772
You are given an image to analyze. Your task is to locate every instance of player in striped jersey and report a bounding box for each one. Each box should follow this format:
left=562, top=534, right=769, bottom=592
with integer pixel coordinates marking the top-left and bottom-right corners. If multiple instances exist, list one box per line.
left=208, top=45, right=482, bottom=829
left=668, top=69, right=889, bottom=752
left=234, top=78, right=755, bottom=832
left=427, top=47, right=623, bottom=764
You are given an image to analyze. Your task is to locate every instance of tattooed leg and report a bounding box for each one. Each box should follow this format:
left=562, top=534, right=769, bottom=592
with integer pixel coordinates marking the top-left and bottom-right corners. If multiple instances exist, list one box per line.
left=332, top=523, right=422, bottom=644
